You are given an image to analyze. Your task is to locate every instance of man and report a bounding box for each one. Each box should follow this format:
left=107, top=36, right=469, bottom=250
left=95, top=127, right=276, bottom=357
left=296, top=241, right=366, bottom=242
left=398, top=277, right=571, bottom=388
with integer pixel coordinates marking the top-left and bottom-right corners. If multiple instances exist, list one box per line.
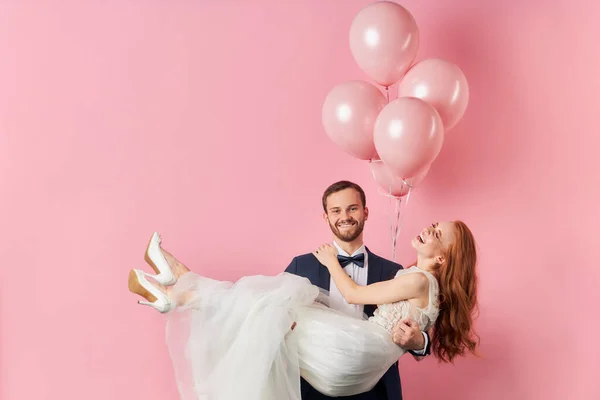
left=285, top=180, right=430, bottom=400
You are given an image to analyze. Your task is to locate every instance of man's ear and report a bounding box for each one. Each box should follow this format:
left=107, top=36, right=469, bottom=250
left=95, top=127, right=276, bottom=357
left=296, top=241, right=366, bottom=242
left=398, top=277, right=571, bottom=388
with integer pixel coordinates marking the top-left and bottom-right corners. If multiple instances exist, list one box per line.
left=364, top=207, right=369, bottom=220
left=323, top=211, right=329, bottom=223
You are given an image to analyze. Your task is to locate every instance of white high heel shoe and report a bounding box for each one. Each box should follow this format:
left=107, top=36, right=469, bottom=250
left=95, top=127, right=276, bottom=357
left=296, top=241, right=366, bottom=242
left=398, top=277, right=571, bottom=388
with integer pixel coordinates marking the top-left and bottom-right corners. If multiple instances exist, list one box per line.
left=128, top=269, right=173, bottom=313
left=145, top=232, right=176, bottom=286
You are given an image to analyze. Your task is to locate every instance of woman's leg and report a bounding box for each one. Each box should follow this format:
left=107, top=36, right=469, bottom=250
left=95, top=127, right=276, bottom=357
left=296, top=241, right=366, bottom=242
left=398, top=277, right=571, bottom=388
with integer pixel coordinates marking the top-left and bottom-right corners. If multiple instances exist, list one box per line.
left=160, top=247, right=191, bottom=279
left=156, top=247, right=199, bottom=306
left=160, top=247, right=296, bottom=329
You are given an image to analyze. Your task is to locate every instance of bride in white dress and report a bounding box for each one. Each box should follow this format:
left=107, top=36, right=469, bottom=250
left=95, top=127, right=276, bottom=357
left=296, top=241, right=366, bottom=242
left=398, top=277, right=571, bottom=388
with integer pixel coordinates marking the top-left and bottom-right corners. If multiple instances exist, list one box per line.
left=128, top=221, right=478, bottom=400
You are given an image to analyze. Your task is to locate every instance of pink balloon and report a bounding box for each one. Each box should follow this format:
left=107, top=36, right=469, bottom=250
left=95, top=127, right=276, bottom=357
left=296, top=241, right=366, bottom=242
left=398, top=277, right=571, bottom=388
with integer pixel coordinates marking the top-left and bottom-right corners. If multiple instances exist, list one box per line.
left=370, top=161, right=430, bottom=197
left=398, top=58, right=469, bottom=131
left=322, top=80, right=387, bottom=160
left=349, top=1, right=419, bottom=87
left=373, top=97, right=444, bottom=178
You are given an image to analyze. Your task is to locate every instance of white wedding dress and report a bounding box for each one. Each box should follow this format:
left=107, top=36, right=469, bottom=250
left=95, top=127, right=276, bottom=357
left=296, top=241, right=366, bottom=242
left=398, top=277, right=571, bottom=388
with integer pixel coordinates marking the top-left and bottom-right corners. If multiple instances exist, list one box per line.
left=165, top=266, right=439, bottom=400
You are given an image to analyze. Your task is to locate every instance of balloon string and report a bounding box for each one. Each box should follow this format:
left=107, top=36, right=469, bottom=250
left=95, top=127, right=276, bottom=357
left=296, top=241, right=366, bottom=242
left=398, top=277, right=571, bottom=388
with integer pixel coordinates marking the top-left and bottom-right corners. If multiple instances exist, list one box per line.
left=395, top=185, right=411, bottom=256
left=391, top=181, right=403, bottom=261
left=389, top=180, right=413, bottom=261
left=385, top=86, right=390, bottom=103
left=374, top=158, right=413, bottom=261
left=388, top=181, right=394, bottom=259
left=388, top=180, right=400, bottom=261
left=392, top=196, right=400, bottom=261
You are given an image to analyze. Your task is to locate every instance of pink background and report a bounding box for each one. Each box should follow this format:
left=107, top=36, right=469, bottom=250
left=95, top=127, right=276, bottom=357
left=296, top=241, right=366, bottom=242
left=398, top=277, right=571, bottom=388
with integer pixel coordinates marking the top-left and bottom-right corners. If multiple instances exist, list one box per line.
left=1, top=0, right=598, bottom=399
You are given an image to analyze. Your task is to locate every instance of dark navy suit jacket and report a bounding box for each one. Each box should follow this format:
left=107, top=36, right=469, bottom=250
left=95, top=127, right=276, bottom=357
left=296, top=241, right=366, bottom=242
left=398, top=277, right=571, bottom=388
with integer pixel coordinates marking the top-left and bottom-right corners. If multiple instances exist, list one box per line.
left=285, top=248, right=431, bottom=400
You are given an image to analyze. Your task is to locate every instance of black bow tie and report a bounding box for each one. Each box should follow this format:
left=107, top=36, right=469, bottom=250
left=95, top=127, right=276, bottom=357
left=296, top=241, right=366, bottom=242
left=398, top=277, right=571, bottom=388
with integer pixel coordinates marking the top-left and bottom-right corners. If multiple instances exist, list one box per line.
left=337, top=253, right=365, bottom=268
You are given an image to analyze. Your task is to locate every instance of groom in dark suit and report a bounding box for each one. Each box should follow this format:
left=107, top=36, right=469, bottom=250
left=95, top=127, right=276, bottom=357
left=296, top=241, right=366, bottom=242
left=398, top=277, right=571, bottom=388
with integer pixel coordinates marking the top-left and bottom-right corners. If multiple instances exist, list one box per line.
left=285, top=180, right=430, bottom=400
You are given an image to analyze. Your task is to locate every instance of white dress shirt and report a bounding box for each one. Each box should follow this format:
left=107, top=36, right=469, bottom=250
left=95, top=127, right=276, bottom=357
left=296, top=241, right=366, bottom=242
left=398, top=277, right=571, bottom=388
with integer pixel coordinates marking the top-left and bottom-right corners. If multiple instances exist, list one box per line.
left=327, top=242, right=429, bottom=355
left=327, top=242, right=369, bottom=319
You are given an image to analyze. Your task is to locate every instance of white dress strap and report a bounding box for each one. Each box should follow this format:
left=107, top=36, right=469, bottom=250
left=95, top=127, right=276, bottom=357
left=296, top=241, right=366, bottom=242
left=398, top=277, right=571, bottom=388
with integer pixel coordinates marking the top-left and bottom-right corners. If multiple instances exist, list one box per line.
left=397, top=266, right=439, bottom=321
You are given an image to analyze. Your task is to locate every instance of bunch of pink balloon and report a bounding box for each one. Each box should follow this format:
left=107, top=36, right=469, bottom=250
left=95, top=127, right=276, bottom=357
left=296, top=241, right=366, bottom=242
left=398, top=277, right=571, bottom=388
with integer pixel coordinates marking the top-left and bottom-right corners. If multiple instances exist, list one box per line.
left=322, top=1, right=469, bottom=198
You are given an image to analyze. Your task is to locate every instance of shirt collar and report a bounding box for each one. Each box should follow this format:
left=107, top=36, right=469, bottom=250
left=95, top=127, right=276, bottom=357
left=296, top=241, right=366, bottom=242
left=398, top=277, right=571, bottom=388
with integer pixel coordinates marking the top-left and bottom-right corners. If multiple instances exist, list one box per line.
left=332, top=241, right=366, bottom=258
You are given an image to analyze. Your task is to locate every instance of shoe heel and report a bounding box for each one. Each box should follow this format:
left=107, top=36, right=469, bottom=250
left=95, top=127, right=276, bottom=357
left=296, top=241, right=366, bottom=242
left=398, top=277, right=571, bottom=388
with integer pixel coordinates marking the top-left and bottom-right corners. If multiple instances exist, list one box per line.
left=128, top=269, right=158, bottom=302
left=145, top=232, right=176, bottom=286
left=144, top=233, right=161, bottom=275
left=138, top=299, right=172, bottom=313
left=128, top=269, right=173, bottom=313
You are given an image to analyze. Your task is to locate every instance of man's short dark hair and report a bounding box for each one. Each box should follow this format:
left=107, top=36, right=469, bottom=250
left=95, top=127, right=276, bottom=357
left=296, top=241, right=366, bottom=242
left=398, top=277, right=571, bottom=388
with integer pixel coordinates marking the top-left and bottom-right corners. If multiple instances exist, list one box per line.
left=322, top=180, right=367, bottom=212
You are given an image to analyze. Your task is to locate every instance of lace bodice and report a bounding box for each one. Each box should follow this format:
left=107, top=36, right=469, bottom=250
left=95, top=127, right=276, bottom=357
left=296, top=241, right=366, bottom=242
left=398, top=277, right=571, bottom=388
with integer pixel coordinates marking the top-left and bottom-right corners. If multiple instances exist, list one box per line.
left=368, top=266, right=440, bottom=334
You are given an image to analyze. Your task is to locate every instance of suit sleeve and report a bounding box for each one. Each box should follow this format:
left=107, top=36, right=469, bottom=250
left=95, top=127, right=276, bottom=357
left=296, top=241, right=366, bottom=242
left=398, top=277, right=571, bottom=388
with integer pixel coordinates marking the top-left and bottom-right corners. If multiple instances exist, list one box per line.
left=285, top=257, right=298, bottom=275
left=383, top=262, right=402, bottom=280
left=408, top=331, right=431, bottom=357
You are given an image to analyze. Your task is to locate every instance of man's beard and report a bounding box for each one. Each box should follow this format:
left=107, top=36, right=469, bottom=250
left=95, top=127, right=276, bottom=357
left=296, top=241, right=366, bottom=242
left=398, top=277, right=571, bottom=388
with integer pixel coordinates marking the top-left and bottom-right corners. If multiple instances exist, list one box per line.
left=329, top=218, right=365, bottom=242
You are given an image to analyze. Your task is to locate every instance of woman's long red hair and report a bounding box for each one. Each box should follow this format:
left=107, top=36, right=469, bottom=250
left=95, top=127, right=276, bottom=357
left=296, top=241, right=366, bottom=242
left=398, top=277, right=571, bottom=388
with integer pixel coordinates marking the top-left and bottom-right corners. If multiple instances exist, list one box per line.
left=430, top=220, right=479, bottom=363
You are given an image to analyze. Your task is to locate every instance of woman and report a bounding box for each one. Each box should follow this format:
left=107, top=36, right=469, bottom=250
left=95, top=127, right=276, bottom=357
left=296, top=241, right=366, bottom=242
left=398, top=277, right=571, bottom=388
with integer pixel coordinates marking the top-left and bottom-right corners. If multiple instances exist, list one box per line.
left=128, top=221, right=479, bottom=400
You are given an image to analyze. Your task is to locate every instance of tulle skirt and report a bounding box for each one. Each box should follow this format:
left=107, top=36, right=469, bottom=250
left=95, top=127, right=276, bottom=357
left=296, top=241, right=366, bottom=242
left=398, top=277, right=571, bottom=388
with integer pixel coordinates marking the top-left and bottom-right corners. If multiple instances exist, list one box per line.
left=165, top=272, right=403, bottom=400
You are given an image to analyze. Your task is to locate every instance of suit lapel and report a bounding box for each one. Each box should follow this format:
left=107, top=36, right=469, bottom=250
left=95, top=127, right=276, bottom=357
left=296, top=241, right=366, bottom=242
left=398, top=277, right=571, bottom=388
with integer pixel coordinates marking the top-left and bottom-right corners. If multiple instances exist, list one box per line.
left=318, top=264, right=331, bottom=291
left=366, top=247, right=383, bottom=285
left=364, top=248, right=382, bottom=317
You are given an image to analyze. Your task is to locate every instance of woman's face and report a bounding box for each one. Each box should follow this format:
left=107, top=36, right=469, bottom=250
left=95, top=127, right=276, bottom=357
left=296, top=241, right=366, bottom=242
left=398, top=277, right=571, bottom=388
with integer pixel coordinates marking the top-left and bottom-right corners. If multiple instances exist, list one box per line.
left=411, top=221, right=457, bottom=262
